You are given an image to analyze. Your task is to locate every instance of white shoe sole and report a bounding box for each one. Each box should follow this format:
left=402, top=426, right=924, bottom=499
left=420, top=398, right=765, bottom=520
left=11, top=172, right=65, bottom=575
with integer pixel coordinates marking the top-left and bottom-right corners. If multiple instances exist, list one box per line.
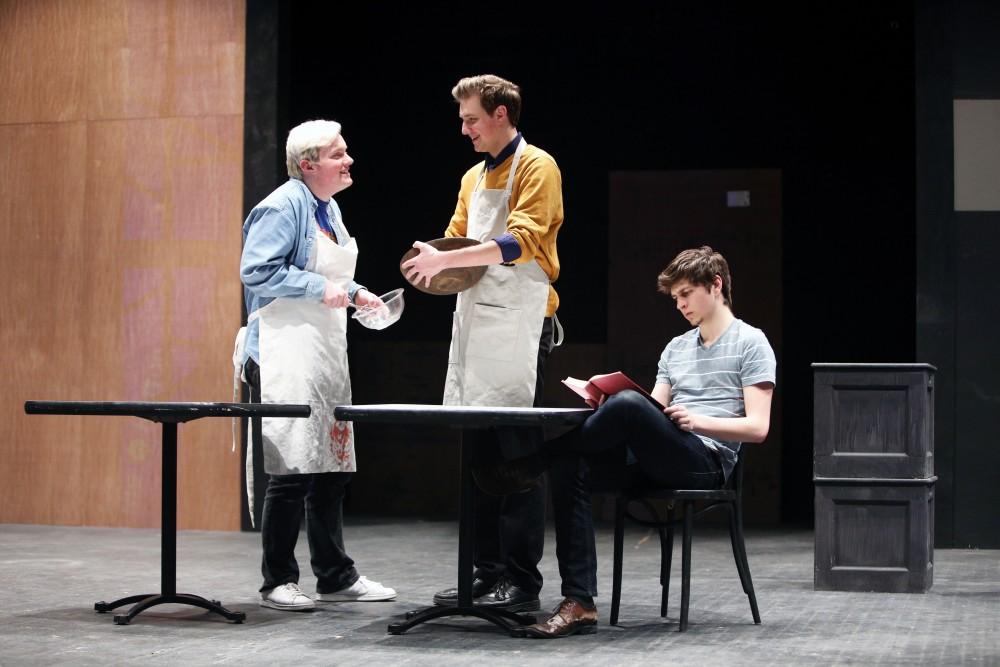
left=315, top=592, right=397, bottom=603
left=259, top=599, right=316, bottom=611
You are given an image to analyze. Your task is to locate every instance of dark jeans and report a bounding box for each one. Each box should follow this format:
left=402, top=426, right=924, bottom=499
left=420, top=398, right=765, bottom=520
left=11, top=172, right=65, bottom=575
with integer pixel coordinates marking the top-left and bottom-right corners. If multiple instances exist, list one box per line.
left=245, top=358, right=360, bottom=594
left=548, top=390, right=723, bottom=600
left=471, top=317, right=555, bottom=594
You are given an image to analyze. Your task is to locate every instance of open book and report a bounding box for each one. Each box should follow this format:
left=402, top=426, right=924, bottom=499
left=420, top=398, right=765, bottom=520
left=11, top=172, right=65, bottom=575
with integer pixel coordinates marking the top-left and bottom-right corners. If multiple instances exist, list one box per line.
left=561, top=371, right=664, bottom=409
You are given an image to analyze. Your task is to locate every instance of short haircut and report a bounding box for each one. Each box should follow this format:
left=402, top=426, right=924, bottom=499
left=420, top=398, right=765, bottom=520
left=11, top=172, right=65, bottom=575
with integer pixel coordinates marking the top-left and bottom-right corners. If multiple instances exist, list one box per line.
left=657, top=246, right=734, bottom=307
left=452, top=74, right=522, bottom=127
left=285, top=120, right=342, bottom=179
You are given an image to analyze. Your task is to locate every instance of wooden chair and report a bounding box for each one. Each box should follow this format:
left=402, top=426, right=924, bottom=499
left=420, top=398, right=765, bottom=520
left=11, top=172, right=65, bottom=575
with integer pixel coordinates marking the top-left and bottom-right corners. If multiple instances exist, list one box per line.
left=609, top=452, right=761, bottom=631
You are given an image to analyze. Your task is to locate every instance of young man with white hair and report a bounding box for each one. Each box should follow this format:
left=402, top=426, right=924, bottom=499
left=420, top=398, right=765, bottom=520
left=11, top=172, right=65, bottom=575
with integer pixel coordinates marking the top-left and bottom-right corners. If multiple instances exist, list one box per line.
left=237, top=119, right=395, bottom=611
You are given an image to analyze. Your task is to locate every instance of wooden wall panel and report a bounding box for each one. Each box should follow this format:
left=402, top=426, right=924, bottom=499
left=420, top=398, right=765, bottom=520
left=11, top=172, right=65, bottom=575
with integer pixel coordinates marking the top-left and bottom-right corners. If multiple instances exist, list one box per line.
left=88, top=0, right=244, bottom=120
left=85, top=116, right=245, bottom=529
left=0, top=0, right=245, bottom=530
left=0, top=2, right=90, bottom=123
left=1, top=121, right=96, bottom=526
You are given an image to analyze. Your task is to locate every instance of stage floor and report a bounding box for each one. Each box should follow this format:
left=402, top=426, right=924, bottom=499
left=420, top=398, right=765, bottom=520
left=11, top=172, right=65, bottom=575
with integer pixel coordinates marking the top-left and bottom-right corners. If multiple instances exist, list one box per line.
left=1, top=520, right=996, bottom=665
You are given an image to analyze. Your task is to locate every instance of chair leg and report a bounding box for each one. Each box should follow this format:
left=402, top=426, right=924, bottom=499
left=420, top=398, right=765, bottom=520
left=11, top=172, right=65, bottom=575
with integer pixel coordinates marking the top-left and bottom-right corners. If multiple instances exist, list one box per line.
left=728, top=500, right=761, bottom=624
left=679, top=501, right=692, bottom=632
left=660, top=507, right=673, bottom=618
left=610, top=497, right=626, bottom=626
left=727, top=504, right=750, bottom=592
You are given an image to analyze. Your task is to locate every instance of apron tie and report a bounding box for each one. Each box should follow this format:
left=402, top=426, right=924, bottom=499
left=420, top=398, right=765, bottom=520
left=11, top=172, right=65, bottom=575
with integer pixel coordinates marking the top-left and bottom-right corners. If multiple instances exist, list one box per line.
left=551, top=312, right=565, bottom=348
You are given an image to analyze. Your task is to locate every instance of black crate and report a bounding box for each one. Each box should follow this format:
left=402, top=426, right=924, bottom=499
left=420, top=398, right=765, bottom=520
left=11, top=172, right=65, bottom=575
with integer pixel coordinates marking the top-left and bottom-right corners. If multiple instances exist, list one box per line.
left=813, top=364, right=935, bottom=479
left=814, top=478, right=935, bottom=593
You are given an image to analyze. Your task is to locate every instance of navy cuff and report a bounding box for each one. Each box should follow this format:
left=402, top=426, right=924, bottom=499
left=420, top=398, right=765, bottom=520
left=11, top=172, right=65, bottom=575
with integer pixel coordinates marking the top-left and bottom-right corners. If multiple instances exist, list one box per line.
left=494, top=233, right=522, bottom=263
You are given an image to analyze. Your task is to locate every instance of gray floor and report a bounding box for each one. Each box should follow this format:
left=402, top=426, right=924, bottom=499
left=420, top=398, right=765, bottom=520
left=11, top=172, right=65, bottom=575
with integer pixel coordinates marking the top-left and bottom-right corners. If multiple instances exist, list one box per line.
left=0, top=520, right=997, bottom=666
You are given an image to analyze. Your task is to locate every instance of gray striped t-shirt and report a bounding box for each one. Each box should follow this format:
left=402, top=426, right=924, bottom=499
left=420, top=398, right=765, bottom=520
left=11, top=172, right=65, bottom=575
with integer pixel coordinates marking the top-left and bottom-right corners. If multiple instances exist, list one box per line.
left=656, top=318, right=776, bottom=480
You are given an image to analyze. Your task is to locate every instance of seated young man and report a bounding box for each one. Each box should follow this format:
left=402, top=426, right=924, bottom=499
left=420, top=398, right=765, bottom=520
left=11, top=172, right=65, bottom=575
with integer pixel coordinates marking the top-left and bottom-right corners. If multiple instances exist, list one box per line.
left=517, top=245, right=776, bottom=638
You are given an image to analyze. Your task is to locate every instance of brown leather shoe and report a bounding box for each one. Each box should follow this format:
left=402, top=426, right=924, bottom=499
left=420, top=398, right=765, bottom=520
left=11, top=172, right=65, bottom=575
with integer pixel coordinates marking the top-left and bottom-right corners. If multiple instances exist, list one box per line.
left=522, top=598, right=597, bottom=638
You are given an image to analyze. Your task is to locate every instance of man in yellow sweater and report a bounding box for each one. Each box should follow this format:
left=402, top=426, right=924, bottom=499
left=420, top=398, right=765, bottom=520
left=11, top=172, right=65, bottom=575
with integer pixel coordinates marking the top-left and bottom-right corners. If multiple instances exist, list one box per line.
left=403, top=74, right=564, bottom=612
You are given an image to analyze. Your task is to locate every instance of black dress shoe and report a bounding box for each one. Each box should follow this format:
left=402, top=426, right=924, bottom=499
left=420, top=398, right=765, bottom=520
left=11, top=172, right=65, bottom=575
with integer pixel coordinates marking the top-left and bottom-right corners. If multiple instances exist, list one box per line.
left=432, top=577, right=495, bottom=606
left=474, top=577, right=540, bottom=612
left=471, top=454, right=547, bottom=496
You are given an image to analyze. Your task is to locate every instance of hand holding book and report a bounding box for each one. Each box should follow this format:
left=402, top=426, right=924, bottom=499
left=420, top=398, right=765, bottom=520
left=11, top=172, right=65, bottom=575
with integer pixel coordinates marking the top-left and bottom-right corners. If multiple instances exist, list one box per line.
left=561, top=371, right=664, bottom=409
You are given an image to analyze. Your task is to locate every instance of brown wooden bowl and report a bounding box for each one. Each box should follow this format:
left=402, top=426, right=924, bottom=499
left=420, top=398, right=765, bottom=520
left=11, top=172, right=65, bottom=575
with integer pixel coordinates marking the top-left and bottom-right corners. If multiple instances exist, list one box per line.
left=399, top=237, right=489, bottom=295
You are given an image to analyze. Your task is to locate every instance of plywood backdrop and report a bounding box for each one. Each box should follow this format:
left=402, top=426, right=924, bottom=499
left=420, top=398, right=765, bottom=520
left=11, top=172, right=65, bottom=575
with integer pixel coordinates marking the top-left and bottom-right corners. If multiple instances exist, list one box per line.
left=0, top=0, right=245, bottom=529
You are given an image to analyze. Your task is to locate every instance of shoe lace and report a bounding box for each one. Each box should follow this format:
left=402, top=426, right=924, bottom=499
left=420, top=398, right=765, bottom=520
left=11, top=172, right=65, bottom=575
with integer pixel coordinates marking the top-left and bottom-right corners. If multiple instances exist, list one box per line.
left=494, top=576, right=514, bottom=598
left=284, top=582, right=305, bottom=595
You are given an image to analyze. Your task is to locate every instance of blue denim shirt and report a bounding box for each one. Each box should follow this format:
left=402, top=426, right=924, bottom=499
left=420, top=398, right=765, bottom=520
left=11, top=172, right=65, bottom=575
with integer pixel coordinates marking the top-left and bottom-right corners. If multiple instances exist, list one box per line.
left=240, top=178, right=363, bottom=364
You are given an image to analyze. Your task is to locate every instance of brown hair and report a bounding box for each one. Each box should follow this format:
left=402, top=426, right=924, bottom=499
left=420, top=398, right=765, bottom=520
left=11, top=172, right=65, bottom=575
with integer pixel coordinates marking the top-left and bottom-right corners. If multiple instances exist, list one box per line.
left=451, top=74, right=522, bottom=126
left=657, top=246, right=733, bottom=307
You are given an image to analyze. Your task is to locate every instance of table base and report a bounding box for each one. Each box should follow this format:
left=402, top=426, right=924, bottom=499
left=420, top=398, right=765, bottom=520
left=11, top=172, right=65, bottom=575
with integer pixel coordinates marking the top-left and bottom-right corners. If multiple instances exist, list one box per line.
left=95, top=593, right=246, bottom=625
left=389, top=605, right=536, bottom=636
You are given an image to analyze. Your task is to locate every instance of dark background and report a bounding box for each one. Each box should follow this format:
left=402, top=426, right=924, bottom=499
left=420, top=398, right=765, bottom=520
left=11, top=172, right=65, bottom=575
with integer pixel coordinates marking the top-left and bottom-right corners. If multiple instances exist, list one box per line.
left=243, top=0, right=1000, bottom=547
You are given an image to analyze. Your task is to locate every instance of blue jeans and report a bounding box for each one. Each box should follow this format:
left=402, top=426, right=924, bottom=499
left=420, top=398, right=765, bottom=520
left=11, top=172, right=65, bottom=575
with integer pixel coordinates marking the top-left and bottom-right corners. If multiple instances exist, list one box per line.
left=548, top=390, right=723, bottom=600
left=245, top=358, right=360, bottom=594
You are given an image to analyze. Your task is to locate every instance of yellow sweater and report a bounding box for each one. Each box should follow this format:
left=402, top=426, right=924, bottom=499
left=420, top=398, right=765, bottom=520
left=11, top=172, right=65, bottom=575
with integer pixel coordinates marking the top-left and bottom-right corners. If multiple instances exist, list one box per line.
left=444, top=143, right=563, bottom=316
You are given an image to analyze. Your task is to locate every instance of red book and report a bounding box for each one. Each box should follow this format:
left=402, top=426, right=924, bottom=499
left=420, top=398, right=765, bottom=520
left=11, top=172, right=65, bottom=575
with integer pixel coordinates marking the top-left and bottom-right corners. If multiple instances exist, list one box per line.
left=561, top=371, right=664, bottom=409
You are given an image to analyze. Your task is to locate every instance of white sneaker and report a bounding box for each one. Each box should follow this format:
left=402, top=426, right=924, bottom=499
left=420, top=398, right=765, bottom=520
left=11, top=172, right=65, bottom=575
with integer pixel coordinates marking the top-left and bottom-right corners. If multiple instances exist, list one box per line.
left=260, top=582, right=316, bottom=611
left=316, top=576, right=397, bottom=602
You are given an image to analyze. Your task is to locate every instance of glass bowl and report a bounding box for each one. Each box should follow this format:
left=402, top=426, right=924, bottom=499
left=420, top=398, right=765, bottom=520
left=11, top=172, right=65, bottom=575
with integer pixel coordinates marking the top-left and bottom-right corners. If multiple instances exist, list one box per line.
left=351, top=288, right=404, bottom=330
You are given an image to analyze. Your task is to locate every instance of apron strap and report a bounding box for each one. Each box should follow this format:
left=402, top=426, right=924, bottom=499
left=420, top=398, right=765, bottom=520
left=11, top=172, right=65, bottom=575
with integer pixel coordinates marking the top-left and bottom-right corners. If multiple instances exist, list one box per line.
left=231, top=326, right=248, bottom=453
left=551, top=312, right=565, bottom=348
left=472, top=137, right=528, bottom=197
left=503, top=138, right=527, bottom=197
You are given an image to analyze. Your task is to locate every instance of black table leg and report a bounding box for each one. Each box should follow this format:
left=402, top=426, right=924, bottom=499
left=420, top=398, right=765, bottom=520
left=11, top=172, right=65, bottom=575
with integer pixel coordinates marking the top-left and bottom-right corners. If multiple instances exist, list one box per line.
left=388, top=428, right=535, bottom=636
left=163, top=422, right=176, bottom=597
left=94, top=423, right=246, bottom=625
left=456, top=428, right=475, bottom=607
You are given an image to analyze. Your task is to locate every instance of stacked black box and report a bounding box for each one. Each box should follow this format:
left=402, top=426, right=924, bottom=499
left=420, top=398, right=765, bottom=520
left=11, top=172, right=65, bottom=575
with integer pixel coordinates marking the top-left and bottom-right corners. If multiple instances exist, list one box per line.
left=812, top=363, right=936, bottom=593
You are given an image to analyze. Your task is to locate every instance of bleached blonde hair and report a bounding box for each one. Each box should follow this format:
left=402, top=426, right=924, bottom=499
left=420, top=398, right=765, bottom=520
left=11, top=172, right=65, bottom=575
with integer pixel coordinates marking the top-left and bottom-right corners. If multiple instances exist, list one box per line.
left=285, top=120, right=342, bottom=179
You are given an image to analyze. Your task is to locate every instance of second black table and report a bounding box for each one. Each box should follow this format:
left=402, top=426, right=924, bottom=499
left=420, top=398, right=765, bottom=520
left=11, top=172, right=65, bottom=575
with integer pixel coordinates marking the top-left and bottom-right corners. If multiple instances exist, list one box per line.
left=334, top=403, right=591, bottom=636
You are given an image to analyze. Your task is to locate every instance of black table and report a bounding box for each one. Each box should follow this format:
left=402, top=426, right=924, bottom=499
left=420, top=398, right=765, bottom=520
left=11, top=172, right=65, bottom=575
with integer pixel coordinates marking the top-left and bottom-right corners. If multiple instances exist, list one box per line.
left=23, top=400, right=310, bottom=625
left=334, top=403, right=592, bottom=636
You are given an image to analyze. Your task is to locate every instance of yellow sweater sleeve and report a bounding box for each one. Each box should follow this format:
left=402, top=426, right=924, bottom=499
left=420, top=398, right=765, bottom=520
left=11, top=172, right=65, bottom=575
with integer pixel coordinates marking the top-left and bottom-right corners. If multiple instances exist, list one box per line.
left=504, top=150, right=563, bottom=271
left=444, top=166, right=481, bottom=238
left=505, top=147, right=563, bottom=315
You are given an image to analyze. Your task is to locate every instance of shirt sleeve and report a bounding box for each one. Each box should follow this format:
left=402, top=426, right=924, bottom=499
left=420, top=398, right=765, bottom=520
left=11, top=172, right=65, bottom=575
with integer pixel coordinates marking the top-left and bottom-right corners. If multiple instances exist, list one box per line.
left=740, top=328, right=777, bottom=387
left=444, top=168, right=478, bottom=238
left=504, top=155, right=563, bottom=263
left=656, top=343, right=674, bottom=386
left=240, top=205, right=327, bottom=301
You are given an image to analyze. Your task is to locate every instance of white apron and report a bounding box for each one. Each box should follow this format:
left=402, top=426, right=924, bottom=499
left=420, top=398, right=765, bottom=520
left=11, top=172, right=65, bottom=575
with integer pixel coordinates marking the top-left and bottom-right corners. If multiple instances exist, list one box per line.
left=444, top=138, right=552, bottom=408
left=234, top=230, right=358, bottom=522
